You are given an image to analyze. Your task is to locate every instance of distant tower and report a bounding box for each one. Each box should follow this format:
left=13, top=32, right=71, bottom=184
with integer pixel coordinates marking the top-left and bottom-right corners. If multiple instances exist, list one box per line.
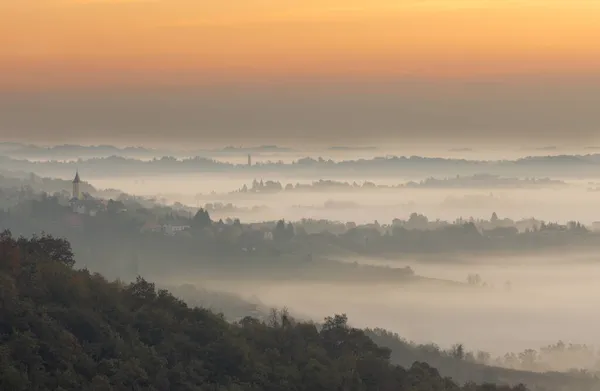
left=72, top=170, right=81, bottom=200
left=248, top=154, right=252, bottom=167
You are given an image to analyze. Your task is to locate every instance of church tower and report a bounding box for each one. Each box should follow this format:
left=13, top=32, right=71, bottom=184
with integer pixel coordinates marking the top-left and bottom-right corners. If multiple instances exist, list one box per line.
left=72, top=171, right=81, bottom=200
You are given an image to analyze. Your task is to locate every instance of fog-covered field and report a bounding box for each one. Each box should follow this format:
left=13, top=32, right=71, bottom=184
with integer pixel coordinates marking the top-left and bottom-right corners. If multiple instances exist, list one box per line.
left=168, top=250, right=600, bottom=356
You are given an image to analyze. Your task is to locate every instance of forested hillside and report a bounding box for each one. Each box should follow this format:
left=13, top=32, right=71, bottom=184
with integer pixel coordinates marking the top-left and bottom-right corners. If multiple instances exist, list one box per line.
left=0, top=231, right=528, bottom=391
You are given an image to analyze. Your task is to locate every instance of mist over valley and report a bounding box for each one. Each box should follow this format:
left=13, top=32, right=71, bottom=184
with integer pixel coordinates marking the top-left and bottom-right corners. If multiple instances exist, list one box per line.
left=1, top=144, right=600, bottom=390
left=4, top=1, right=600, bottom=387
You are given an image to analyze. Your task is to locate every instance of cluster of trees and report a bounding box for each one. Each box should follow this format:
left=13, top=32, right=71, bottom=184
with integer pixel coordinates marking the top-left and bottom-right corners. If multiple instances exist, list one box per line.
left=235, top=175, right=566, bottom=194
left=403, top=175, right=565, bottom=189
left=183, top=209, right=593, bottom=258
left=496, top=341, right=600, bottom=374
left=237, top=179, right=378, bottom=194
left=366, top=330, right=600, bottom=391
left=273, top=219, right=295, bottom=242
left=334, top=220, right=591, bottom=255
left=0, top=232, right=530, bottom=391
left=191, top=208, right=212, bottom=230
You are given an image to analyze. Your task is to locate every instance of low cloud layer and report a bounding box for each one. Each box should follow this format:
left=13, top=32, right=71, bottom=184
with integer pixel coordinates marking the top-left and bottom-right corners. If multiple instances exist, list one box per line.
left=1, top=78, right=599, bottom=146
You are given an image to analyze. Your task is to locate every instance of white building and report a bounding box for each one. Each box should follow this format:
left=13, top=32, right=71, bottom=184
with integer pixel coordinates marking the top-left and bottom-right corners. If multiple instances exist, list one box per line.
left=163, top=224, right=190, bottom=236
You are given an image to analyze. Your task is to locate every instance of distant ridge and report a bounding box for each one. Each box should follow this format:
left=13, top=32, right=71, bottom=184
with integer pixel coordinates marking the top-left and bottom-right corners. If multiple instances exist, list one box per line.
left=0, top=142, right=297, bottom=159
left=328, top=146, right=378, bottom=151
left=2, top=153, right=600, bottom=179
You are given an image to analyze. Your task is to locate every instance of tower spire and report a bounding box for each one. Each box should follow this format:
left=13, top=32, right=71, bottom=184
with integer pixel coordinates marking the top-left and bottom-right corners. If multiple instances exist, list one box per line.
left=72, top=169, right=81, bottom=200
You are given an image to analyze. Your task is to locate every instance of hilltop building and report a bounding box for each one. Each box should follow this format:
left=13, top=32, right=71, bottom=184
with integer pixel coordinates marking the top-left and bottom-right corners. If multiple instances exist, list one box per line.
left=68, top=171, right=106, bottom=216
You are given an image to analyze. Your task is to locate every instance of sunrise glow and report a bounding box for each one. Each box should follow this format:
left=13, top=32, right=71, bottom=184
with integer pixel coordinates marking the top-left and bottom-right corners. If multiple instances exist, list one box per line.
left=2, top=0, right=600, bottom=90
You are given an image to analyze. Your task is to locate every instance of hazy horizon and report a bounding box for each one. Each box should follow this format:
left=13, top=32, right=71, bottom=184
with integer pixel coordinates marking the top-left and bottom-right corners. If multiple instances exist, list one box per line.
left=3, top=1, right=600, bottom=146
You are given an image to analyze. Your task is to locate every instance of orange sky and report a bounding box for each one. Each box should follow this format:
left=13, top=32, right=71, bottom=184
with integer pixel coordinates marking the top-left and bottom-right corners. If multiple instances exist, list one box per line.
left=2, top=0, right=600, bottom=90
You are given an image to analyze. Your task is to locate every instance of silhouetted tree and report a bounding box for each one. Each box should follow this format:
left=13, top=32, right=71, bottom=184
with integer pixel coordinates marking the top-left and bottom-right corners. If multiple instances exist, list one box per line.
left=191, top=208, right=212, bottom=230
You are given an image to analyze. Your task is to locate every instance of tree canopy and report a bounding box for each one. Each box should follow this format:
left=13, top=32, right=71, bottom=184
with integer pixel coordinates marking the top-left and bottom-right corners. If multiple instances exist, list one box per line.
left=0, top=231, right=529, bottom=391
